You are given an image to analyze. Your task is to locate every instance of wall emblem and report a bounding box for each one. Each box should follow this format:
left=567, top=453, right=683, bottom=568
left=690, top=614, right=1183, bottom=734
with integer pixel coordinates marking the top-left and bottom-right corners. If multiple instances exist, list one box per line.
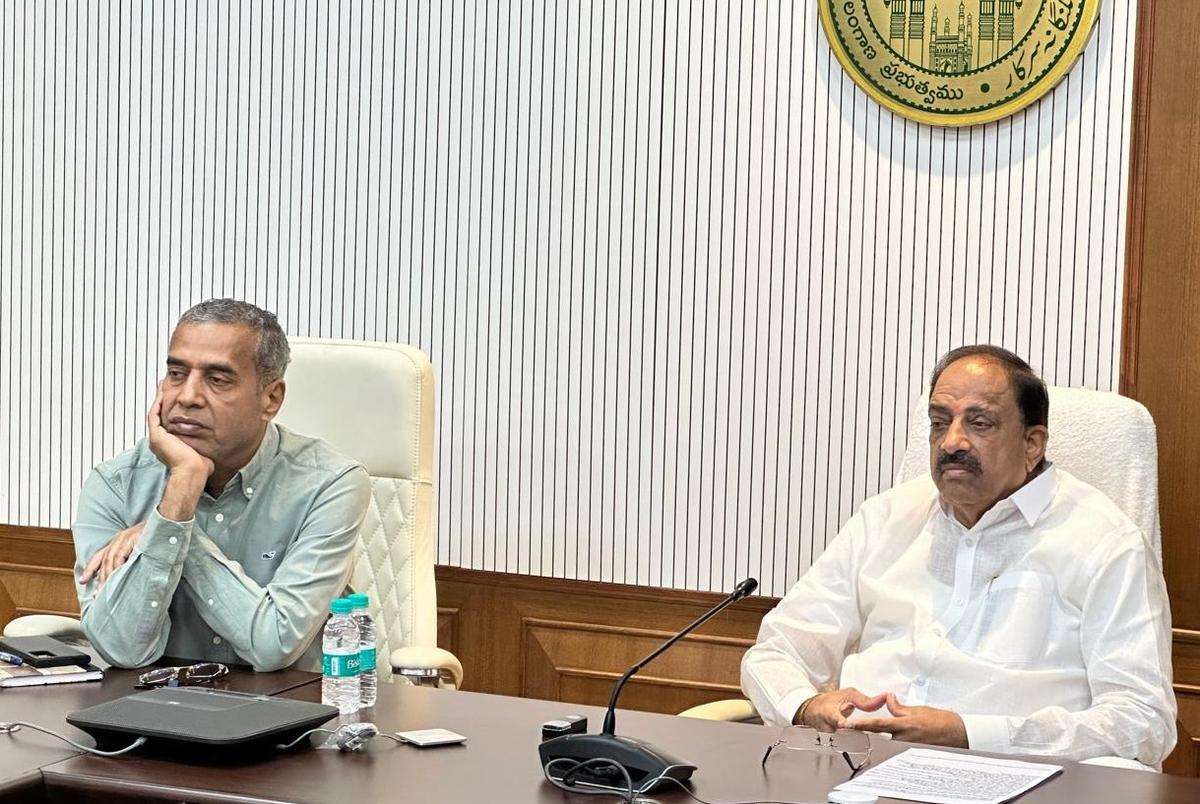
left=819, top=1, right=1100, bottom=126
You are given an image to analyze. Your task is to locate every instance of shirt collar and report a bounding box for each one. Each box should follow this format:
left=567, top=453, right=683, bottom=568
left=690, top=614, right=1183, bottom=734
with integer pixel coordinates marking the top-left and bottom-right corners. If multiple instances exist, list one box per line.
left=936, top=461, right=1058, bottom=529
left=230, top=422, right=281, bottom=500
left=1008, top=461, right=1057, bottom=526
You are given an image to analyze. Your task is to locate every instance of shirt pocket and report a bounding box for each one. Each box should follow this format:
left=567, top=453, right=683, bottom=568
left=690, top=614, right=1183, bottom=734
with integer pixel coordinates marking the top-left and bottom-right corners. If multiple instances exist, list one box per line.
left=974, top=570, right=1057, bottom=666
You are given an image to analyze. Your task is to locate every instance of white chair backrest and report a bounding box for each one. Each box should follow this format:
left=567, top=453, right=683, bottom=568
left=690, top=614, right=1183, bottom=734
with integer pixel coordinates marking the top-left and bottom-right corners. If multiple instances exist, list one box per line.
left=275, top=338, right=437, bottom=680
left=895, top=386, right=1161, bottom=562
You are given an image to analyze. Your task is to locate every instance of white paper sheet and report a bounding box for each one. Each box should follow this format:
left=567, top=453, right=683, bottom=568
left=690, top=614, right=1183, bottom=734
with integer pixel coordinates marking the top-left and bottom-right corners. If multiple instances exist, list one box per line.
left=831, top=748, right=1063, bottom=804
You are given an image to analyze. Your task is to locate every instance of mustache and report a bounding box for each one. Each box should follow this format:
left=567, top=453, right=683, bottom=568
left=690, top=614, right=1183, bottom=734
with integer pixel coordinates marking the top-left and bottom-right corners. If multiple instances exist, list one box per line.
left=937, top=450, right=982, bottom=476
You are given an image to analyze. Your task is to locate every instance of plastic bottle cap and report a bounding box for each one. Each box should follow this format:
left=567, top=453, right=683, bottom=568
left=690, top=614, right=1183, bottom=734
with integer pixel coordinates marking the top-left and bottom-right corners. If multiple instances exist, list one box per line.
left=330, top=598, right=353, bottom=615
left=828, top=792, right=878, bottom=804
left=347, top=593, right=370, bottom=609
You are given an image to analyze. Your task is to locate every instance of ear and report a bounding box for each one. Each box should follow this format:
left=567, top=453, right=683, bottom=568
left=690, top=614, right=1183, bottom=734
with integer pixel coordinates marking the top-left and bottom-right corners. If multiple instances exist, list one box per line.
left=1023, top=425, right=1048, bottom=473
left=261, top=379, right=286, bottom=420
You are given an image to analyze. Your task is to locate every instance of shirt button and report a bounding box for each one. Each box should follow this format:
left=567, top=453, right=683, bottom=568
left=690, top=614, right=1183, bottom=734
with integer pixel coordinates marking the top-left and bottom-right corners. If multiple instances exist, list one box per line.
left=965, top=538, right=976, bottom=548
left=214, top=513, right=225, bottom=523
left=169, top=536, right=178, bottom=545
left=150, top=600, right=159, bottom=608
left=245, top=487, right=254, bottom=496
left=954, top=598, right=965, bottom=606
left=915, top=677, right=927, bottom=686
left=207, top=598, right=215, bottom=606
left=932, top=626, right=944, bottom=637
left=213, top=636, right=222, bottom=645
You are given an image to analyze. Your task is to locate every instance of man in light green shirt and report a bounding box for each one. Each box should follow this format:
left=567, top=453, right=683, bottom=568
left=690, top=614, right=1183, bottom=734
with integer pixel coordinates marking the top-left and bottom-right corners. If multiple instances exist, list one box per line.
left=72, top=299, right=371, bottom=671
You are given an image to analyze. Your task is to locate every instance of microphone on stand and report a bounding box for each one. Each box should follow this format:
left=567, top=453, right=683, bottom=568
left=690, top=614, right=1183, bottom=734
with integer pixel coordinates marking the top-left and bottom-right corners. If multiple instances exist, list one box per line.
left=538, top=577, right=758, bottom=795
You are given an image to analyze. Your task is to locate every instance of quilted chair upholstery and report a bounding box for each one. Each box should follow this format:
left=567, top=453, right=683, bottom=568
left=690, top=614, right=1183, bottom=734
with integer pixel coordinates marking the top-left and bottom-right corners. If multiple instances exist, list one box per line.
left=276, top=337, right=461, bottom=687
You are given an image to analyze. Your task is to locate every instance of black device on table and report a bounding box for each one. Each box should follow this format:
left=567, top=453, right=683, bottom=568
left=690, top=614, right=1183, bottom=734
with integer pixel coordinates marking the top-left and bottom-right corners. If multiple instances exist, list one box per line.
left=0, top=635, right=92, bottom=668
left=67, top=686, right=337, bottom=754
left=541, top=714, right=588, bottom=741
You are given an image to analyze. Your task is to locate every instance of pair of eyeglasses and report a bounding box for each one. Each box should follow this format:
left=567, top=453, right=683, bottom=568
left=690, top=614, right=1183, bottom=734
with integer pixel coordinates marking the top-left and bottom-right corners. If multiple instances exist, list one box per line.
left=761, top=726, right=872, bottom=775
left=136, top=662, right=229, bottom=688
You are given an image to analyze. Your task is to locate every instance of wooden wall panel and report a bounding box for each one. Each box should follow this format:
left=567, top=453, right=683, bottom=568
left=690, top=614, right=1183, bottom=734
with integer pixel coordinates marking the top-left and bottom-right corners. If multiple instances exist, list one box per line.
left=1121, top=0, right=1200, bottom=642
left=0, top=566, right=77, bottom=618
left=1, top=527, right=1196, bottom=775
left=1121, top=0, right=1200, bottom=782
left=0, top=526, right=79, bottom=618
left=1168, top=695, right=1200, bottom=778
left=1172, top=633, right=1200, bottom=774
left=433, top=565, right=774, bottom=712
left=521, top=617, right=748, bottom=714
left=436, top=606, right=462, bottom=660
left=0, top=526, right=76, bottom=569
left=0, top=574, right=17, bottom=627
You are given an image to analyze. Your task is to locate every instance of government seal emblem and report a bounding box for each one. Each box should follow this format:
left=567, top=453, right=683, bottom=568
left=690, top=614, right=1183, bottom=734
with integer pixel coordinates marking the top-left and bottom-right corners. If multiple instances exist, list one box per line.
left=819, top=1, right=1100, bottom=126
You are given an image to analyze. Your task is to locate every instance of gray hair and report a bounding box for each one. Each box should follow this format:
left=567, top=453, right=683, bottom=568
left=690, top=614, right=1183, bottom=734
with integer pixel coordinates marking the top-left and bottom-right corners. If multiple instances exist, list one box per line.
left=177, top=299, right=290, bottom=387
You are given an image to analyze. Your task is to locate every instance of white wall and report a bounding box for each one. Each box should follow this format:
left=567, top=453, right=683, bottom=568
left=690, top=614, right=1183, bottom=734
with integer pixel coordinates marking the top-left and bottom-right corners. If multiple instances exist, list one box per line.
left=0, top=0, right=1137, bottom=596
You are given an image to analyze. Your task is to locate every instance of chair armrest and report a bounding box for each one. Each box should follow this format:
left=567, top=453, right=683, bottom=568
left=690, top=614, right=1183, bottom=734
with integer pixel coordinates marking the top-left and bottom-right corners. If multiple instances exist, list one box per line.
left=678, top=698, right=761, bottom=723
left=390, top=646, right=464, bottom=690
left=3, top=614, right=86, bottom=641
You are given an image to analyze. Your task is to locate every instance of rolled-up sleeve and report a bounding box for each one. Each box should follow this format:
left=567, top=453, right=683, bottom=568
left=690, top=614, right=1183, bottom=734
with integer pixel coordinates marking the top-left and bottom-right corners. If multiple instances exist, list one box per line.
left=179, top=466, right=371, bottom=671
left=74, top=470, right=190, bottom=668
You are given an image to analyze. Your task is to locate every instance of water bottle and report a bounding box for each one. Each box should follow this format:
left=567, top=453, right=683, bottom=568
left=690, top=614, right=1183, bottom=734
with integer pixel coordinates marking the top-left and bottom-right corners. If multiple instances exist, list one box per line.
left=348, top=592, right=377, bottom=708
left=322, top=598, right=361, bottom=715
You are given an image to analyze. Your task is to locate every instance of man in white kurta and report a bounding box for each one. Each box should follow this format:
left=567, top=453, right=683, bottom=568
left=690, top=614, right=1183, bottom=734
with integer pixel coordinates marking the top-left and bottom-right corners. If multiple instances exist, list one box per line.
left=741, top=346, right=1175, bottom=766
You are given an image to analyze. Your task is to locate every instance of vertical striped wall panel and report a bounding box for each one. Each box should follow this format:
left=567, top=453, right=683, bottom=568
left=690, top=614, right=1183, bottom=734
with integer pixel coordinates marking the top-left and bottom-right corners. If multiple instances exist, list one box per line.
left=0, top=0, right=1135, bottom=597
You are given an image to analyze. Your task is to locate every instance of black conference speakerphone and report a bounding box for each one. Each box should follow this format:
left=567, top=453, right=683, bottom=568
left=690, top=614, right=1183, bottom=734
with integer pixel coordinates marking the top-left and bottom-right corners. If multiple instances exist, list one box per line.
left=67, top=686, right=338, bottom=756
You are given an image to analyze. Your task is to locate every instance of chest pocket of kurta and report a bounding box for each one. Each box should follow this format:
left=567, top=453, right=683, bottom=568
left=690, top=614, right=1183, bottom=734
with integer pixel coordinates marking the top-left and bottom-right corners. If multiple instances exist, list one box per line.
left=974, top=570, right=1057, bottom=666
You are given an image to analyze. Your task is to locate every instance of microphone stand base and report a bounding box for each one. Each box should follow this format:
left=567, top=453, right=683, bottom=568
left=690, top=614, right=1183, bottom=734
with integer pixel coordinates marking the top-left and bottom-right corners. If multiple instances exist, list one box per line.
left=539, top=732, right=697, bottom=793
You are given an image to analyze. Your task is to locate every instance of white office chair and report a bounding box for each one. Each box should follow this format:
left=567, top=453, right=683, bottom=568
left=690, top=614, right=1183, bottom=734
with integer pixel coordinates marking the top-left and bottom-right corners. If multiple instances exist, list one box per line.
left=5, top=337, right=462, bottom=689
left=276, top=337, right=461, bottom=687
left=679, top=386, right=1163, bottom=772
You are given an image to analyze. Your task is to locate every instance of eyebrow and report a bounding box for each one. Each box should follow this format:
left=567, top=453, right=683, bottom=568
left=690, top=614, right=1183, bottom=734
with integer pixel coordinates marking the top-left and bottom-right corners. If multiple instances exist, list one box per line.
left=166, top=356, right=240, bottom=376
left=929, top=403, right=999, bottom=417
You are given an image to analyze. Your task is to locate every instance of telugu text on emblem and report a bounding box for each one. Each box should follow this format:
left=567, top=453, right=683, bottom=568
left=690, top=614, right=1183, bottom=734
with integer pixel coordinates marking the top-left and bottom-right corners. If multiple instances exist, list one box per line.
left=819, top=0, right=1100, bottom=126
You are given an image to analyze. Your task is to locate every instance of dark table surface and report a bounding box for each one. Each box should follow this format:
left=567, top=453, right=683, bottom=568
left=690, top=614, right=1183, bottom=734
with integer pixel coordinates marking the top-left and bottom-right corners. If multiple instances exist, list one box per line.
left=34, top=680, right=1200, bottom=804
left=0, top=660, right=318, bottom=800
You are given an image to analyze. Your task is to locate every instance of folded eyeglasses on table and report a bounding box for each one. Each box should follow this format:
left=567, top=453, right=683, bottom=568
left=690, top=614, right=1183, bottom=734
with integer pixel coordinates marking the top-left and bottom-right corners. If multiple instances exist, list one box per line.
left=761, top=726, right=873, bottom=775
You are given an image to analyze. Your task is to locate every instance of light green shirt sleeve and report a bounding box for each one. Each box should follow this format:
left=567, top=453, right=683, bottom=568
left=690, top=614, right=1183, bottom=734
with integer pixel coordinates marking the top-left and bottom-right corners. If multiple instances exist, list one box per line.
left=178, top=466, right=371, bottom=672
left=73, top=469, right=192, bottom=668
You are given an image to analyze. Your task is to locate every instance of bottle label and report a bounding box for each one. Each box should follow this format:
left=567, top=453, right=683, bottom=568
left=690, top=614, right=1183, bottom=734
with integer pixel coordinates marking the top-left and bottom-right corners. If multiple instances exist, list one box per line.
left=360, top=647, right=377, bottom=672
left=323, top=654, right=361, bottom=677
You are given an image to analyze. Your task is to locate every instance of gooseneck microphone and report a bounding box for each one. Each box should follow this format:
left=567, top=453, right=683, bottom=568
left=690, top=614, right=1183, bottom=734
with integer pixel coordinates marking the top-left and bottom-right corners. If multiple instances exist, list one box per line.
left=601, top=576, right=757, bottom=736
left=539, top=577, right=758, bottom=795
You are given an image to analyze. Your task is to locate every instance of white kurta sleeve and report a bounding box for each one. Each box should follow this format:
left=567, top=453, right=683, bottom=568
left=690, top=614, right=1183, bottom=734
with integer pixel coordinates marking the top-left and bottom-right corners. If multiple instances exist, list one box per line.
left=741, top=511, right=871, bottom=726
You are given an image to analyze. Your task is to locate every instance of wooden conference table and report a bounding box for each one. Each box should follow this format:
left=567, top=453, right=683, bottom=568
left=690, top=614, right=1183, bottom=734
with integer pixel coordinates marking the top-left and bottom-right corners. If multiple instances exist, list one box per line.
left=5, top=667, right=1200, bottom=803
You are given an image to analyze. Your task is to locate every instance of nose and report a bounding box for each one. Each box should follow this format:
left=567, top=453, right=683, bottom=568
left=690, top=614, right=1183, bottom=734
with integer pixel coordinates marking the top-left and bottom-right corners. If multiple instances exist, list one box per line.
left=940, top=416, right=971, bottom=454
left=176, top=371, right=206, bottom=408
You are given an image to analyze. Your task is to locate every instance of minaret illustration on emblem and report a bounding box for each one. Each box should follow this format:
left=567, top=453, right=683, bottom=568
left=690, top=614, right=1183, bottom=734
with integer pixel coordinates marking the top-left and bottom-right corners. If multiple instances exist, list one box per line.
left=889, top=0, right=1005, bottom=73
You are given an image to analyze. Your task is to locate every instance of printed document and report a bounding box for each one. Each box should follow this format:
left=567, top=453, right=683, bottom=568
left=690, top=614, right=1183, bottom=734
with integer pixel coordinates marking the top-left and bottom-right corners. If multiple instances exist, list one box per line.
left=831, top=748, right=1062, bottom=804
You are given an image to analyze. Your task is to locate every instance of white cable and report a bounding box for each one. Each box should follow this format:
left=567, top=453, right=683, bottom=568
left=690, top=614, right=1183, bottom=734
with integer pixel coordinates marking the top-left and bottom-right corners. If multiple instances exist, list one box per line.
left=275, top=722, right=403, bottom=752
left=0, top=721, right=148, bottom=757
left=275, top=727, right=339, bottom=750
